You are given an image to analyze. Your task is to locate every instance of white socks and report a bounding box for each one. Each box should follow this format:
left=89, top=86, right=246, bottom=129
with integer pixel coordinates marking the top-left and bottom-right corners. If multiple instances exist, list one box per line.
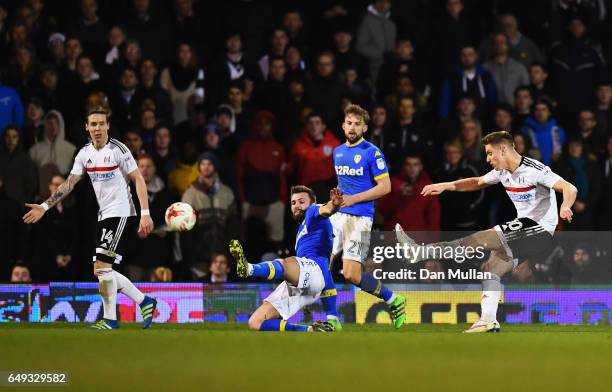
left=96, top=268, right=117, bottom=320
left=481, top=274, right=502, bottom=322
left=114, top=271, right=145, bottom=304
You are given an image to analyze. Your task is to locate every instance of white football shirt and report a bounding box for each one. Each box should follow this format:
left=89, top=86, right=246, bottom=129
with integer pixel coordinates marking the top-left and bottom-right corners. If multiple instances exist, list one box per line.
left=483, top=156, right=561, bottom=233
left=70, top=138, right=137, bottom=221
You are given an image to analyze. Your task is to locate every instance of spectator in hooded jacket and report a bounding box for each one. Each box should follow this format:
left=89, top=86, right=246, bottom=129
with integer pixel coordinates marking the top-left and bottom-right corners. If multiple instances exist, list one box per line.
left=28, top=110, right=76, bottom=175
left=521, top=98, right=566, bottom=165
left=289, top=112, right=340, bottom=202
left=379, top=154, right=440, bottom=232
left=0, top=125, right=37, bottom=206
left=236, top=111, right=287, bottom=244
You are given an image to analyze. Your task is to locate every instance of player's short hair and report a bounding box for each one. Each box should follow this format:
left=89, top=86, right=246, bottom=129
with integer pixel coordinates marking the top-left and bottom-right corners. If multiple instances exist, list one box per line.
left=482, top=131, right=514, bottom=147
left=344, top=104, right=370, bottom=124
left=87, top=106, right=110, bottom=122
left=290, top=185, right=316, bottom=203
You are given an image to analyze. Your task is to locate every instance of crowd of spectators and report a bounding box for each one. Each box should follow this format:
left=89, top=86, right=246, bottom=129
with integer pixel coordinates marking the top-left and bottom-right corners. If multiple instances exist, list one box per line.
left=1, top=0, right=612, bottom=283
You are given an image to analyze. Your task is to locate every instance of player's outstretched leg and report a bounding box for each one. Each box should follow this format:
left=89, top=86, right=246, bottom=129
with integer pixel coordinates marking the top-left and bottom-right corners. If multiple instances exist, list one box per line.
left=319, top=268, right=342, bottom=331
left=249, top=302, right=312, bottom=332
left=343, top=259, right=406, bottom=329
left=91, top=266, right=119, bottom=330
left=229, top=239, right=284, bottom=280
left=113, top=270, right=157, bottom=329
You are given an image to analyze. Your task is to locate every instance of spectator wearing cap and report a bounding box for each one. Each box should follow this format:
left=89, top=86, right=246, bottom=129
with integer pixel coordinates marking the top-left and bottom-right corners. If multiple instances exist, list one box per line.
left=521, top=98, right=566, bottom=165
left=46, top=33, right=66, bottom=66
left=288, top=112, right=340, bottom=202
left=379, top=154, right=440, bottom=231
left=180, top=151, right=238, bottom=281
left=236, top=111, right=287, bottom=245
left=0, top=125, right=37, bottom=205
left=355, top=0, right=396, bottom=83
left=160, top=42, right=205, bottom=125
left=127, top=154, right=176, bottom=281
left=29, top=110, right=75, bottom=175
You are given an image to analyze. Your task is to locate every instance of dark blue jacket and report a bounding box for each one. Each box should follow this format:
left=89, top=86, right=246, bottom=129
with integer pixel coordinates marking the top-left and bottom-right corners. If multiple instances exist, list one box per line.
left=0, top=85, right=24, bottom=134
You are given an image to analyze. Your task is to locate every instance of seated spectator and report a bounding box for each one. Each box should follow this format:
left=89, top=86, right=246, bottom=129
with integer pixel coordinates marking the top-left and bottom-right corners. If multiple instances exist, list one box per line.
left=236, top=111, right=287, bottom=246
left=128, top=155, right=175, bottom=282
left=203, top=253, right=231, bottom=283
left=167, top=138, right=199, bottom=197
left=0, top=125, right=37, bottom=205
left=308, top=51, right=347, bottom=136
left=434, top=140, right=485, bottom=231
left=289, top=112, right=340, bottom=202
left=255, top=56, right=291, bottom=121
left=377, top=37, right=423, bottom=100
left=367, top=104, right=392, bottom=150
left=226, top=81, right=255, bottom=142
left=458, top=118, right=485, bottom=171
left=181, top=152, right=238, bottom=281
left=379, top=154, right=440, bottom=232
left=284, top=45, right=307, bottom=81
left=160, top=42, right=205, bottom=124
left=103, top=25, right=126, bottom=69
left=436, top=94, right=478, bottom=144
left=599, top=136, right=612, bottom=230
left=10, top=263, right=32, bottom=283
left=138, top=108, right=158, bottom=145
left=124, top=129, right=145, bottom=158
left=29, top=110, right=76, bottom=175
left=332, top=26, right=369, bottom=83
left=27, top=175, right=78, bottom=281
left=513, top=86, right=533, bottom=128
left=4, top=43, right=39, bottom=100
left=552, top=138, right=600, bottom=230
left=280, top=76, right=309, bottom=147
left=139, top=58, right=173, bottom=125
left=355, top=0, right=396, bottom=82
left=574, top=109, right=605, bottom=159
left=109, top=66, right=145, bottom=131
left=565, top=245, right=609, bottom=284
left=491, top=103, right=514, bottom=133
left=258, top=28, right=289, bottom=81
left=528, top=63, right=555, bottom=104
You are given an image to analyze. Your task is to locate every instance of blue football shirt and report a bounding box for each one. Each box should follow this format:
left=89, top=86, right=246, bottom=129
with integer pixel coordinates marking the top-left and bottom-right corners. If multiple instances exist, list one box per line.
left=295, top=204, right=333, bottom=271
left=333, top=138, right=389, bottom=218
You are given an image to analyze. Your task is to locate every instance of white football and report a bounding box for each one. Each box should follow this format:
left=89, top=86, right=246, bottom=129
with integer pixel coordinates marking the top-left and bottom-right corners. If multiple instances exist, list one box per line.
left=165, top=202, right=197, bottom=232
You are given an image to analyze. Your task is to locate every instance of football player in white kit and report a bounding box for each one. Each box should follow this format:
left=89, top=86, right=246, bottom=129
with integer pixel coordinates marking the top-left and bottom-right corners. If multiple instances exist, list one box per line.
left=23, top=107, right=158, bottom=330
left=396, top=131, right=577, bottom=333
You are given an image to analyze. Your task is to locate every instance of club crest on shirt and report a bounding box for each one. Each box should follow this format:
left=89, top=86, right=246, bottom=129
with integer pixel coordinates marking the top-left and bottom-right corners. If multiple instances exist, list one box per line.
left=354, top=154, right=361, bottom=164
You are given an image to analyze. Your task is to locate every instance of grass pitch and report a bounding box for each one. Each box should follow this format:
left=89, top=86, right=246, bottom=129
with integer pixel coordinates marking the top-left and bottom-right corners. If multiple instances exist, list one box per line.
left=1, top=323, right=611, bottom=392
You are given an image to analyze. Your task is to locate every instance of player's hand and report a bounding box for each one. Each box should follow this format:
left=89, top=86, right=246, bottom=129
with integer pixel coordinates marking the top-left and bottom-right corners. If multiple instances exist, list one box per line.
left=421, top=183, right=447, bottom=196
left=560, top=206, right=573, bottom=223
left=330, top=188, right=343, bottom=206
left=23, top=203, right=46, bottom=224
left=139, top=215, right=154, bottom=237
left=340, top=194, right=358, bottom=208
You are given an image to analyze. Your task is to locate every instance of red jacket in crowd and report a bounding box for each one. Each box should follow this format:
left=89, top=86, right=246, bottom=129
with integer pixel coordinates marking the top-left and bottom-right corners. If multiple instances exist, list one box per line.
left=236, top=111, right=287, bottom=205
left=379, top=171, right=440, bottom=231
left=289, top=129, right=340, bottom=187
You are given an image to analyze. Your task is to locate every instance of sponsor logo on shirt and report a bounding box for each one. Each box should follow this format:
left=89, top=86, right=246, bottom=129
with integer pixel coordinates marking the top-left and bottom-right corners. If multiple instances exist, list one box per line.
left=89, top=171, right=117, bottom=182
left=335, top=165, right=364, bottom=176
left=509, top=192, right=534, bottom=202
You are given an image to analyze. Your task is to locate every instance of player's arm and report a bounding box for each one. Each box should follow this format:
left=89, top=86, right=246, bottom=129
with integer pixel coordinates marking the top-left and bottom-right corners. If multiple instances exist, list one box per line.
left=343, top=175, right=391, bottom=207
left=421, top=177, right=490, bottom=196
left=319, top=188, right=344, bottom=217
left=23, top=174, right=83, bottom=224
left=552, top=179, right=578, bottom=222
left=128, top=169, right=154, bottom=236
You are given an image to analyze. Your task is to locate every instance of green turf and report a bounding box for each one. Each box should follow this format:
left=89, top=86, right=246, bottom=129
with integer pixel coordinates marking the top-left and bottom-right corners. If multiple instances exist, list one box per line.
left=1, top=323, right=611, bottom=392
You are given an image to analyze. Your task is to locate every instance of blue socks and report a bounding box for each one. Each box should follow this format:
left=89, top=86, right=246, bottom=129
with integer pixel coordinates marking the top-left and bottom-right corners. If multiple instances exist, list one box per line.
left=259, top=319, right=309, bottom=332
left=320, top=271, right=338, bottom=319
left=250, top=259, right=284, bottom=280
left=359, top=272, right=394, bottom=303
